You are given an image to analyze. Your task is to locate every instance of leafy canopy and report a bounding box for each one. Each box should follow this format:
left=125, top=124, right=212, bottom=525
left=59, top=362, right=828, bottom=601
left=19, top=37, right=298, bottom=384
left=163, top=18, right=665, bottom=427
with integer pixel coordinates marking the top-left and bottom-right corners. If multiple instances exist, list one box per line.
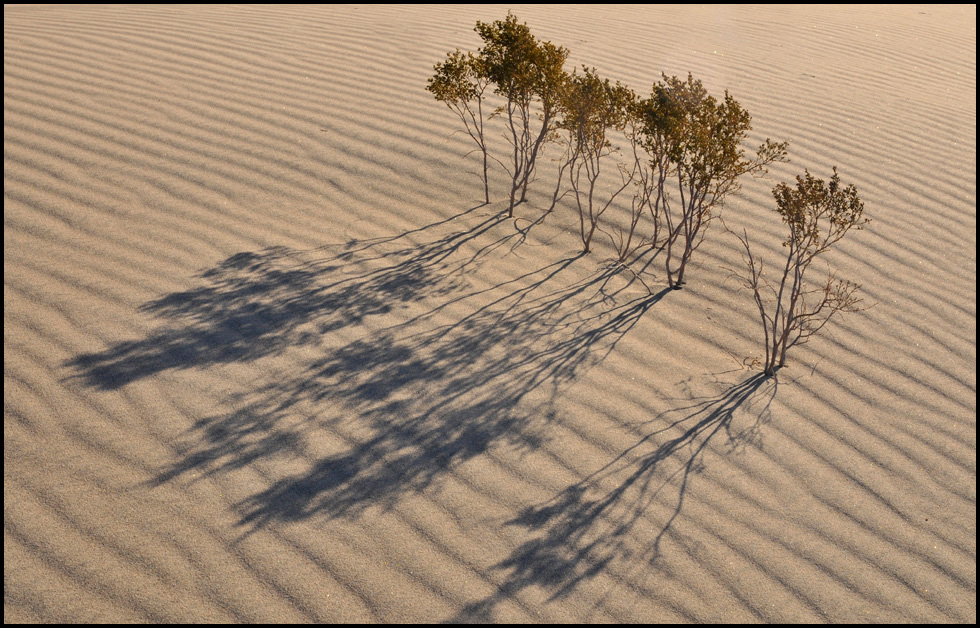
left=641, top=73, right=787, bottom=200
left=474, top=13, right=568, bottom=109
left=558, top=66, right=635, bottom=154
left=773, top=167, right=867, bottom=250
left=426, top=50, right=483, bottom=105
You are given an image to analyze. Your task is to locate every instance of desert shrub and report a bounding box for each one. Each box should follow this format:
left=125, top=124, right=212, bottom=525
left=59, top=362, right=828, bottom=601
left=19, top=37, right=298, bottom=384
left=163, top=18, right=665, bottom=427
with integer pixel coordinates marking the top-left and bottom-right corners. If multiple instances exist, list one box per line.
left=474, top=13, right=570, bottom=216
left=428, top=14, right=570, bottom=215
left=637, top=74, right=787, bottom=289
left=427, top=50, right=493, bottom=204
left=550, top=66, right=637, bottom=253
left=730, top=168, right=868, bottom=375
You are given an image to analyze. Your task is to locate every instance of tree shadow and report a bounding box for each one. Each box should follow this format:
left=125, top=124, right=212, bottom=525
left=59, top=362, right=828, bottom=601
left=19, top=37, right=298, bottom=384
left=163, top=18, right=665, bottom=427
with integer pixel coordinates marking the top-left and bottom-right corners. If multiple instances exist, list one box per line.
left=65, top=204, right=666, bottom=534
left=226, top=271, right=666, bottom=528
left=451, top=372, right=777, bottom=622
left=65, top=205, right=505, bottom=390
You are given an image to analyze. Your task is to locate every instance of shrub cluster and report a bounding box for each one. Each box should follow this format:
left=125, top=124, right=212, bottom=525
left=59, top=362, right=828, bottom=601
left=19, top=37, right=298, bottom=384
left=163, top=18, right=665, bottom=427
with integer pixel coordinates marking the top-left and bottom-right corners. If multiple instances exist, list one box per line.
left=428, top=13, right=867, bottom=375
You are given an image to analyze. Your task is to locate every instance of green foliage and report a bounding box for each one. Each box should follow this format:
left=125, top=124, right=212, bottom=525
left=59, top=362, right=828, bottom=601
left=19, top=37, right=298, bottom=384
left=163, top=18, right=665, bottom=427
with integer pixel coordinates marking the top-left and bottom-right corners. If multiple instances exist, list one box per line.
left=773, top=167, right=867, bottom=250
left=427, top=49, right=483, bottom=105
left=559, top=66, right=634, bottom=154
left=475, top=13, right=567, bottom=110
left=642, top=73, right=709, bottom=162
left=645, top=73, right=787, bottom=208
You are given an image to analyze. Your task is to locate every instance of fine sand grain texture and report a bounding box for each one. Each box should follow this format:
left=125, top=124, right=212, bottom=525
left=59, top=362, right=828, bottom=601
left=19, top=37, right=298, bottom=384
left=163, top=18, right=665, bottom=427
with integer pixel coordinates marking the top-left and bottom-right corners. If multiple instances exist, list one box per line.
left=5, top=4, right=975, bottom=622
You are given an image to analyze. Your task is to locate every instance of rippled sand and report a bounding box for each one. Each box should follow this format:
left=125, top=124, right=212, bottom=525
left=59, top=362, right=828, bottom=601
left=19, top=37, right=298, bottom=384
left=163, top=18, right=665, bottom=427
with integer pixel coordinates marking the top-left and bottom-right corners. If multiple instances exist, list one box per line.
left=5, top=5, right=975, bottom=622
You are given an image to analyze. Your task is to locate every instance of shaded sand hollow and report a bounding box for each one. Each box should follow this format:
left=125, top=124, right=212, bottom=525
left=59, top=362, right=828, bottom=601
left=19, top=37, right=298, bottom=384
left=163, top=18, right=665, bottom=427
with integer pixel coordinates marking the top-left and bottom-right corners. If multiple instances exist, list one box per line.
left=4, top=4, right=975, bottom=622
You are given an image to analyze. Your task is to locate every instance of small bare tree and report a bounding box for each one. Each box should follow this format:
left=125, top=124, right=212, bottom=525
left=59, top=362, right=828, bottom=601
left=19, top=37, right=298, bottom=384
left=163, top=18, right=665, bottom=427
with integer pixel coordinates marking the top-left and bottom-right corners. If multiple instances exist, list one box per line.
left=639, top=74, right=787, bottom=289
left=731, top=168, right=869, bottom=376
left=427, top=50, right=493, bottom=204
left=475, top=13, right=569, bottom=216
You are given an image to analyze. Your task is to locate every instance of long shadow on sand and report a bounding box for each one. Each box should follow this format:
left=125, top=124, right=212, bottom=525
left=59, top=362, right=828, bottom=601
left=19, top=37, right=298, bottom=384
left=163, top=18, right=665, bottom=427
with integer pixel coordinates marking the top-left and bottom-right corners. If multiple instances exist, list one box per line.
left=66, top=206, right=506, bottom=390
left=66, top=202, right=779, bottom=615
left=66, top=205, right=666, bottom=530
left=451, top=372, right=777, bottom=621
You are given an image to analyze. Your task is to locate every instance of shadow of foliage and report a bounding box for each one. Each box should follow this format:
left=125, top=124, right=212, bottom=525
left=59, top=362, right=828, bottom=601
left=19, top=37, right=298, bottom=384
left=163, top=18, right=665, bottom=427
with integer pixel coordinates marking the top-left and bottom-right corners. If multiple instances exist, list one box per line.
left=451, top=372, right=776, bottom=622
left=66, top=205, right=665, bottom=534
left=66, top=206, right=507, bottom=390
left=65, top=199, right=784, bottom=616
left=228, top=269, right=665, bottom=527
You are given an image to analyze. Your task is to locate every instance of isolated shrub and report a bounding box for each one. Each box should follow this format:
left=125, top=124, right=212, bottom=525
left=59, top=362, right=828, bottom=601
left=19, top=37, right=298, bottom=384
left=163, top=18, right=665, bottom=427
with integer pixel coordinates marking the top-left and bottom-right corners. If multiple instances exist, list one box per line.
left=427, top=50, right=493, bottom=204
left=638, top=74, right=787, bottom=289
left=475, top=13, right=569, bottom=216
left=731, top=168, right=868, bottom=376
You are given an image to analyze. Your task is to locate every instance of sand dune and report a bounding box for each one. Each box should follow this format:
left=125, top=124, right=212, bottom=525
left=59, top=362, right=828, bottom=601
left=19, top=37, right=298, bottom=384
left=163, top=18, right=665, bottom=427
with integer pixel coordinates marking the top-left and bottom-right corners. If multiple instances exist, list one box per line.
left=4, top=4, right=975, bottom=622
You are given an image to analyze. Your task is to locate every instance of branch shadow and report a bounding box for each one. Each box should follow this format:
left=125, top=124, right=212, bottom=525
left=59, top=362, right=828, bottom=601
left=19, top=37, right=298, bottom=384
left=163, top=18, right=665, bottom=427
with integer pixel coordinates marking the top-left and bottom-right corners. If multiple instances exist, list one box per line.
left=451, top=372, right=777, bottom=622
left=65, top=205, right=504, bottom=390
left=228, top=273, right=666, bottom=528
left=65, top=203, right=666, bottom=538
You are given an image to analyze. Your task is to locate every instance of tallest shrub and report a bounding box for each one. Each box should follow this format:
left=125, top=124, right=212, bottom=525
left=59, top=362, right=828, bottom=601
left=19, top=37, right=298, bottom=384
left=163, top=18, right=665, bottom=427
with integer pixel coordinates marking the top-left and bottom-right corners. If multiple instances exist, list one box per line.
left=475, top=14, right=569, bottom=216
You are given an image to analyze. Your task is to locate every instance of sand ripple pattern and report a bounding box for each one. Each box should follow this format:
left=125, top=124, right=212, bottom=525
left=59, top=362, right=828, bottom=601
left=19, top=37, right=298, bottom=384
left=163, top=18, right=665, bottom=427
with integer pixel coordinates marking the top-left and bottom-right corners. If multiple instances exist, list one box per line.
left=5, top=5, right=975, bottom=622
